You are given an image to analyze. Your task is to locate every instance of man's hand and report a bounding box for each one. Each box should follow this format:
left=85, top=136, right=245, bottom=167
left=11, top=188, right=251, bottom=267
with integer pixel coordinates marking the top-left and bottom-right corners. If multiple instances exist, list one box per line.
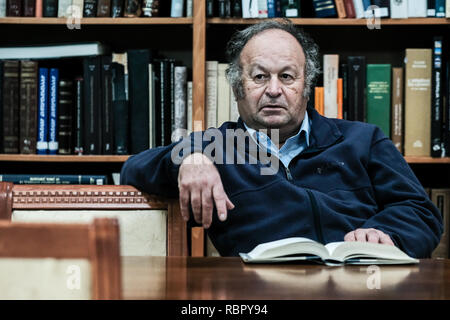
left=178, top=153, right=235, bottom=228
left=344, top=228, right=395, bottom=245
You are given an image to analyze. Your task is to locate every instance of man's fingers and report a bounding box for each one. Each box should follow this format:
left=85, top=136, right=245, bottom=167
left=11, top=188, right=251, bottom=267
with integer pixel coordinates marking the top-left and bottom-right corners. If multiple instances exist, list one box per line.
left=226, top=197, right=235, bottom=210
left=212, top=183, right=233, bottom=222
left=344, top=231, right=356, bottom=242
left=377, top=230, right=395, bottom=246
left=201, top=188, right=213, bottom=228
left=354, top=229, right=367, bottom=242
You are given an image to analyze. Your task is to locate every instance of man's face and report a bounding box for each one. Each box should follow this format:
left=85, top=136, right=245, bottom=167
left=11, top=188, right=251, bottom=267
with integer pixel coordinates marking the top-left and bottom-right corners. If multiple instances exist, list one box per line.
left=237, top=29, right=308, bottom=138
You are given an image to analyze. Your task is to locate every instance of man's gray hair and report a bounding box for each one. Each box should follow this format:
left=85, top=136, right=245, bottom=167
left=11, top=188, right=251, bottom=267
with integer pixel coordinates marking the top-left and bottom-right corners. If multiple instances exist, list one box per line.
left=225, top=18, right=320, bottom=100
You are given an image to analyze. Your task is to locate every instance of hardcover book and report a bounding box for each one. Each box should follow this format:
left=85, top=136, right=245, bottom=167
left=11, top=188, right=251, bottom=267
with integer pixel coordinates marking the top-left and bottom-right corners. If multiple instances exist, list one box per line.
left=57, top=79, right=74, bottom=155
left=97, top=0, right=111, bottom=16
left=390, top=0, right=407, bottom=18
left=37, top=67, right=49, bottom=155
left=142, top=0, right=159, bottom=17
left=312, top=0, right=337, bottom=17
left=48, top=68, right=59, bottom=155
left=343, top=0, right=355, bottom=18
left=430, top=189, right=450, bottom=259
left=404, top=49, right=432, bottom=157
left=431, top=37, right=444, bottom=158
left=101, top=55, right=113, bottom=155
left=74, top=77, right=84, bottom=155
left=0, top=0, right=6, bottom=17
left=347, top=56, right=366, bottom=122
left=0, top=61, right=3, bottom=152
left=111, top=0, right=124, bottom=17
left=23, top=0, right=36, bottom=16
left=239, top=237, right=419, bottom=265
left=366, top=64, right=391, bottom=138
left=43, top=0, right=57, bottom=16
left=206, top=60, right=218, bottom=128
left=7, top=0, right=22, bottom=16
left=0, top=174, right=108, bottom=185
left=83, top=0, right=97, bottom=17
left=242, top=0, right=258, bottom=18
left=111, top=62, right=129, bottom=155
left=323, top=54, right=339, bottom=119
left=173, top=65, right=187, bottom=142
left=391, top=67, right=404, bottom=154
left=2, top=60, right=20, bottom=154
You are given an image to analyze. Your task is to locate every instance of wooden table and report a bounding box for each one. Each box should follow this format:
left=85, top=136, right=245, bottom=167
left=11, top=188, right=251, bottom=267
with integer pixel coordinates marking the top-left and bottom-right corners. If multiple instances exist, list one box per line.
left=122, top=257, right=450, bottom=300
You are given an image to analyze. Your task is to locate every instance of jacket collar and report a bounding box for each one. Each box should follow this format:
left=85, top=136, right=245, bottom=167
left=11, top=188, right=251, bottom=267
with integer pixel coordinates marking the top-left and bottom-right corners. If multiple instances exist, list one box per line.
left=235, top=106, right=343, bottom=152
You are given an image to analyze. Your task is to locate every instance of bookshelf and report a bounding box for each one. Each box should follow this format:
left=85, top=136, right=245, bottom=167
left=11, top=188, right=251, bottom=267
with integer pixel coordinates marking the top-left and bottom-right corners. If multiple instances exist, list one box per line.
left=0, top=1, right=449, bottom=187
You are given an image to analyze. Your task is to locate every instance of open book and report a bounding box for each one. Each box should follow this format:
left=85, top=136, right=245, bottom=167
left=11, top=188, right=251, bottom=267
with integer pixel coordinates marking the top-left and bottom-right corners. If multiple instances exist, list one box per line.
left=239, top=237, right=419, bottom=266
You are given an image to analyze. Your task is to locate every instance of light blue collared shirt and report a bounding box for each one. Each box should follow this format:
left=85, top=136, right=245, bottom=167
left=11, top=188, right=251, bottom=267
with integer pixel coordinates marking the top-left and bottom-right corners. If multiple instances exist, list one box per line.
left=243, top=111, right=311, bottom=168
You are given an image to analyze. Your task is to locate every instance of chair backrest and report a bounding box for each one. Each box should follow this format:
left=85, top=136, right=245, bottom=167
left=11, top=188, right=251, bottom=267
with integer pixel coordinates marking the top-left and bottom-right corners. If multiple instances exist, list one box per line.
left=0, top=182, right=188, bottom=257
left=0, top=217, right=121, bottom=299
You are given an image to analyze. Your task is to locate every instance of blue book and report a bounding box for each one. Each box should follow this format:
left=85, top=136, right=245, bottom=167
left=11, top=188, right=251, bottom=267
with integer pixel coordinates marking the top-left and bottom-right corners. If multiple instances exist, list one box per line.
left=268, top=0, right=277, bottom=17
left=37, top=68, right=49, bottom=155
left=312, top=0, right=337, bottom=17
left=49, top=68, right=59, bottom=155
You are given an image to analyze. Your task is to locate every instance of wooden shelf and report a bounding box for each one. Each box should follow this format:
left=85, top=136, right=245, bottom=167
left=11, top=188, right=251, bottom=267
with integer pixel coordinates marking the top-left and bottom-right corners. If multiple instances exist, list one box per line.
left=0, top=155, right=130, bottom=162
left=404, top=157, right=450, bottom=164
left=208, top=17, right=450, bottom=26
left=0, top=17, right=193, bottom=25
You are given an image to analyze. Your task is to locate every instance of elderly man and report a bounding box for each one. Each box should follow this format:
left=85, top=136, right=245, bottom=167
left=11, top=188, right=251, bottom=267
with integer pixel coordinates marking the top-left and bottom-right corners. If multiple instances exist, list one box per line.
left=121, top=19, right=442, bottom=258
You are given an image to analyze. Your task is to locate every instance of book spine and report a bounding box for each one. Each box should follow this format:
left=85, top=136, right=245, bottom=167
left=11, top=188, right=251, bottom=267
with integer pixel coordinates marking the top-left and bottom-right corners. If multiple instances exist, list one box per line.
left=267, top=0, right=276, bottom=18
left=128, top=49, right=150, bottom=153
left=111, top=0, right=124, bottom=17
left=366, top=64, right=391, bottom=138
left=0, top=174, right=108, bottom=185
left=35, top=0, right=42, bottom=16
left=169, top=59, right=175, bottom=145
left=435, top=0, right=445, bottom=17
left=323, top=54, right=339, bottom=119
left=313, top=0, right=337, bottom=17
left=242, top=0, right=258, bottom=18
left=257, top=0, right=268, bottom=18
left=430, top=189, right=450, bottom=259
left=231, top=0, right=242, bottom=17
left=335, top=0, right=347, bottom=18
left=206, top=0, right=214, bottom=17
left=206, top=60, right=218, bottom=128
left=111, top=62, right=129, bottom=155
left=427, top=0, right=436, bottom=16
left=230, top=86, right=239, bottom=121
left=431, top=37, right=443, bottom=157
left=101, top=55, right=113, bottom=155
left=97, top=0, right=110, bottom=16
left=37, top=68, right=49, bottom=155
left=407, top=0, right=427, bottom=17
left=170, top=0, right=183, bottom=17
left=43, top=0, right=57, bottom=16
left=173, top=66, right=187, bottom=142
left=447, top=0, right=450, bottom=18
left=404, top=49, right=432, bottom=157
left=391, top=67, right=404, bottom=154
left=57, top=79, right=74, bottom=155
left=390, top=0, right=407, bottom=18
left=352, top=0, right=364, bottom=18
left=7, top=0, right=22, bottom=16
left=161, top=59, right=171, bottom=145
left=0, top=61, right=3, bottom=152
left=142, top=0, right=159, bottom=17
left=339, top=62, right=348, bottom=120
left=48, top=68, right=59, bottom=155
left=83, top=57, right=102, bottom=155
left=83, top=0, right=97, bottom=17
left=153, top=60, right=162, bottom=146
left=19, top=60, right=38, bottom=155
left=187, top=80, right=192, bottom=133
left=217, top=63, right=230, bottom=126
left=74, top=77, right=84, bottom=155
left=3, top=60, right=20, bottom=154
left=124, top=0, right=141, bottom=17
left=347, top=56, right=366, bottom=122
left=23, top=0, right=36, bottom=16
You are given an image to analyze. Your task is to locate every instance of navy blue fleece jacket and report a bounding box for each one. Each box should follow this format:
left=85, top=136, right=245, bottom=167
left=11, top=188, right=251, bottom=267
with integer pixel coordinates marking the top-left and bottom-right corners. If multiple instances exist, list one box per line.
left=120, top=107, right=443, bottom=258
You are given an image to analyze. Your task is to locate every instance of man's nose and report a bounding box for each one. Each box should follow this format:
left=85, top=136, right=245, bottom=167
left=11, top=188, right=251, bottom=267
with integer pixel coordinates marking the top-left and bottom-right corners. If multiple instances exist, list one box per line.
left=265, top=76, right=282, bottom=97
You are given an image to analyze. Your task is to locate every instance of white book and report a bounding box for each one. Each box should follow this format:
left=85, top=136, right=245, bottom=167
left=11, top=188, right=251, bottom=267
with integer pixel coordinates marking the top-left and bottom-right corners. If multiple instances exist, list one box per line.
left=0, top=42, right=107, bottom=60
left=447, top=0, right=450, bottom=18
left=242, top=0, right=259, bottom=18
left=170, top=0, right=184, bottom=17
left=407, top=0, right=427, bottom=17
left=206, top=61, right=218, bottom=128
left=217, top=63, right=231, bottom=127
left=58, top=0, right=73, bottom=17
left=0, top=0, right=6, bottom=17
left=71, top=0, right=84, bottom=15
left=323, top=54, right=339, bottom=119
left=352, top=0, right=365, bottom=18
left=239, top=237, right=419, bottom=265
left=187, top=81, right=193, bottom=133
left=186, top=0, right=193, bottom=17
left=173, top=66, right=188, bottom=142
left=230, top=89, right=239, bottom=122
left=257, top=0, right=268, bottom=18
left=390, top=0, right=408, bottom=19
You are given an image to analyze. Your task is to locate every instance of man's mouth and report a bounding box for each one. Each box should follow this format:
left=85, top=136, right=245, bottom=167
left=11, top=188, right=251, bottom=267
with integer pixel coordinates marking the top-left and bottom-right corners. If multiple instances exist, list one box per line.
left=260, top=105, right=286, bottom=111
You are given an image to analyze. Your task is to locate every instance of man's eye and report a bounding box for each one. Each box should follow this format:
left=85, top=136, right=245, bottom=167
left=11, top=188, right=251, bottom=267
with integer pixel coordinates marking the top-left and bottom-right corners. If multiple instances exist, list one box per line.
left=254, top=74, right=267, bottom=81
left=281, top=74, right=293, bottom=80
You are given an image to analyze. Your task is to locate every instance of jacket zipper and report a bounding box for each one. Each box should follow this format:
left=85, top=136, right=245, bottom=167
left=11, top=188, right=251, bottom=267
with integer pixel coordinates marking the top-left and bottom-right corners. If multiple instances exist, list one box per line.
left=306, top=189, right=325, bottom=244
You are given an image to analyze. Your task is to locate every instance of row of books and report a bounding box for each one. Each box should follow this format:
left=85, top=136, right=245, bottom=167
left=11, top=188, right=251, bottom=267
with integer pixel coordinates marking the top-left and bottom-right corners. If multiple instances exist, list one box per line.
left=425, top=188, right=450, bottom=259
left=0, top=46, right=191, bottom=155
left=209, top=0, right=450, bottom=19
left=0, top=0, right=193, bottom=18
left=0, top=173, right=109, bottom=184
left=312, top=39, right=450, bottom=158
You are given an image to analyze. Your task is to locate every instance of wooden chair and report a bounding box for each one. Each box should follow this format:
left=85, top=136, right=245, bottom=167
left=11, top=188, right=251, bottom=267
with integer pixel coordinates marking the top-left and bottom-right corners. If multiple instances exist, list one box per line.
left=0, top=217, right=121, bottom=299
left=0, top=182, right=188, bottom=257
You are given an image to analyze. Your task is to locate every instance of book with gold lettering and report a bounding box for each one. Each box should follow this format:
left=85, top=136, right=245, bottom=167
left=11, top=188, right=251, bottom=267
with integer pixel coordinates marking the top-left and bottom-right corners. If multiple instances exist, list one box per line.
left=239, top=237, right=419, bottom=266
